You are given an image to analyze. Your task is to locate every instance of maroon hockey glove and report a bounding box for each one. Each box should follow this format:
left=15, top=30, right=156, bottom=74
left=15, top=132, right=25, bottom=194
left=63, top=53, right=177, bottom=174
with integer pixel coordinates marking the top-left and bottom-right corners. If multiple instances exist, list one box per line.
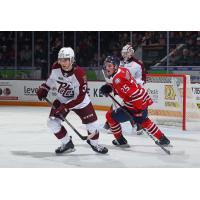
left=54, top=104, right=69, bottom=118
left=100, top=84, right=113, bottom=97
left=37, top=83, right=50, bottom=101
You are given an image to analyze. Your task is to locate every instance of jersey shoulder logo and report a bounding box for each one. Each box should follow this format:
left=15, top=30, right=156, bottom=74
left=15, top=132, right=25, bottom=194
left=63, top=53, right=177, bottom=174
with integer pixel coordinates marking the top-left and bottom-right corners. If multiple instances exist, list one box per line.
left=114, top=78, right=121, bottom=84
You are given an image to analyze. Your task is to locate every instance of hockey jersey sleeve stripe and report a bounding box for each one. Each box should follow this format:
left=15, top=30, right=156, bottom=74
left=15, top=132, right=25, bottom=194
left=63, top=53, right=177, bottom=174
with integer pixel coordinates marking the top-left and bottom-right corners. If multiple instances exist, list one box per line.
left=143, top=93, right=151, bottom=102
left=131, top=88, right=140, bottom=97
left=130, top=90, right=144, bottom=101
left=129, top=92, right=146, bottom=102
left=123, top=103, right=136, bottom=110
left=130, top=90, right=142, bottom=99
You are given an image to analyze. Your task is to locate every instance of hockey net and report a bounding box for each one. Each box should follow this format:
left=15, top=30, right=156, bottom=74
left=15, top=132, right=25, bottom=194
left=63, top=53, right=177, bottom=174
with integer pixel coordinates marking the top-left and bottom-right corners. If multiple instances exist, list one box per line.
left=145, top=74, right=200, bottom=131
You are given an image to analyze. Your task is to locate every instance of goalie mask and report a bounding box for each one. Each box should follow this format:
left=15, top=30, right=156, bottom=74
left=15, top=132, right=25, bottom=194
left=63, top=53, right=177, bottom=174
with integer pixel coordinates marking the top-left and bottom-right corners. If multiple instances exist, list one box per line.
left=102, top=56, right=120, bottom=79
left=121, top=44, right=135, bottom=62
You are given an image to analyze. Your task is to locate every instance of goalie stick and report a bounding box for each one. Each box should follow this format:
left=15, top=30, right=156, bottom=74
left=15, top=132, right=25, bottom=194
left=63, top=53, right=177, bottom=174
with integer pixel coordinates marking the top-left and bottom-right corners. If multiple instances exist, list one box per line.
left=108, top=94, right=171, bottom=155
left=153, top=43, right=185, bottom=67
left=44, top=97, right=91, bottom=141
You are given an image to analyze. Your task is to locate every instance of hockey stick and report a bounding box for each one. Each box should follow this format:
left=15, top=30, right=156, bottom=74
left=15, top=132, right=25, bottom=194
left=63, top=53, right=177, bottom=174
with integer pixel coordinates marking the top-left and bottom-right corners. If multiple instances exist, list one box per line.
left=101, top=69, right=119, bottom=109
left=108, top=94, right=171, bottom=155
left=153, top=43, right=185, bottom=67
left=44, top=97, right=88, bottom=141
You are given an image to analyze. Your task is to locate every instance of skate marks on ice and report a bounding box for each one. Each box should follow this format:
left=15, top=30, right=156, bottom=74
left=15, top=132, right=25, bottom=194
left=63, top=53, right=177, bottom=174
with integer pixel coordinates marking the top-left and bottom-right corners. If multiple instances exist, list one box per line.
left=106, top=142, right=185, bottom=156
left=98, top=123, right=200, bottom=143
left=166, top=136, right=199, bottom=142
left=79, top=125, right=193, bottom=166
left=154, top=149, right=190, bottom=167
left=10, top=150, right=98, bottom=168
left=10, top=144, right=125, bottom=168
left=80, top=123, right=187, bottom=155
left=2, top=107, right=200, bottom=167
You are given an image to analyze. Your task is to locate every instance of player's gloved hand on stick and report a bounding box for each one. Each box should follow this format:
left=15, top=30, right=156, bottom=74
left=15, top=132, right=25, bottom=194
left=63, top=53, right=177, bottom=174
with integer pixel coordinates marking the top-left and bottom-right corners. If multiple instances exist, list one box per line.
left=100, top=84, right=113, bottom=97
left=37, top=83, right=50, bottom=101
left=54, top=104, right=69, bottom=118
left=133, top=109, right=144, bottom=117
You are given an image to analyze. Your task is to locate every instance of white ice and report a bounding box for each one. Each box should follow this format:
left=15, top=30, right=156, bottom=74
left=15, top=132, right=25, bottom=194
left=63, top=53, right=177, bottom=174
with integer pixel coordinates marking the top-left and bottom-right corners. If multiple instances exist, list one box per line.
left=0, top=106, right=200, bottom=168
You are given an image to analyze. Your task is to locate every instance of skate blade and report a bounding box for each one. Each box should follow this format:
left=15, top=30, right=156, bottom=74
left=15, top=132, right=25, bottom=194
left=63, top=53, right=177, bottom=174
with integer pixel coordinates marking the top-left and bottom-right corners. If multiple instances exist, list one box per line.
left=115, top=144, right=130, bottom=148
left=56, top=148, right=76, bottom=155
left=162, top=144, right=173, bottom=148
left=106, top=130, right=113, bottom=134
left=136, top=131, right=144, bottom=135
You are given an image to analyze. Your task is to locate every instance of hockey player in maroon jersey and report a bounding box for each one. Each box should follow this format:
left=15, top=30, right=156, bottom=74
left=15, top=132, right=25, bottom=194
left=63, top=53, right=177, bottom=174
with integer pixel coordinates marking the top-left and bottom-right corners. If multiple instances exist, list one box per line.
left=37, top=47, right=108, bottom=154
left=100, top=56, right=170, bottom=146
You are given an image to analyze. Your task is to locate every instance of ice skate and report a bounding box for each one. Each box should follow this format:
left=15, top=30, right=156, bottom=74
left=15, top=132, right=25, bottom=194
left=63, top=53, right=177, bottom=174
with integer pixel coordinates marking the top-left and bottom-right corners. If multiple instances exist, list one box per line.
left=87, top=140, right=108, bottom=154
left=157, top=134, right=170, bottom=146
left=136, top=123, right=144, bottom=135
left=55, top=138, right=75, bottom=154
left=112, top=135, right=130, bottom=148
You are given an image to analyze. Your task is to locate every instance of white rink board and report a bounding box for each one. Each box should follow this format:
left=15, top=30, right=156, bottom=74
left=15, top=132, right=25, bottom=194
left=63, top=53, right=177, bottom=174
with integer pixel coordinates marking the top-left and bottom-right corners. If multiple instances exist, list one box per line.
left=1, top=80, right=200, bottom=107
left=0, top=80, right=112, bottom=106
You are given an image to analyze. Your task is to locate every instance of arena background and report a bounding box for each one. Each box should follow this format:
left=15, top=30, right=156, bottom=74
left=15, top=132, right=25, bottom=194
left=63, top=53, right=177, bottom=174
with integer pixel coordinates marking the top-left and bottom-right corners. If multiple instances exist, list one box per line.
left=0, top=31, right=200, bottom=81
left=1, top=1, right=200, bottom=200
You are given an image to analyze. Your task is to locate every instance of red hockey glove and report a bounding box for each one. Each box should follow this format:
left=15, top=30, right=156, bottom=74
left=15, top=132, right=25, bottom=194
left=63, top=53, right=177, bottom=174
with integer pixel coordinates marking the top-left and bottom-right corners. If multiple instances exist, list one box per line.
left=100, top=84, right=113, bottom=97
left=54, top=104, right=69, bottom=118
left=36, top=83, right=50, bottom=101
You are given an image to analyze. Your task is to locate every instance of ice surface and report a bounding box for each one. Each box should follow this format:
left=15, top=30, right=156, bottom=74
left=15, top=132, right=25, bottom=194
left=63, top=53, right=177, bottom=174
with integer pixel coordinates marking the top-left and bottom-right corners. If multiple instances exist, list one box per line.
left=0, top=106, right=200, bottom=167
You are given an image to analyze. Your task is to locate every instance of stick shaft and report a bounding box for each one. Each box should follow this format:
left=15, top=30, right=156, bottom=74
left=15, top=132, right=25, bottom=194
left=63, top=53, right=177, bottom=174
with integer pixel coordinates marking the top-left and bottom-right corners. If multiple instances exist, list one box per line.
left=44, top=97, right=88, bottom=140
left=108, top=95, right=170, bottom=155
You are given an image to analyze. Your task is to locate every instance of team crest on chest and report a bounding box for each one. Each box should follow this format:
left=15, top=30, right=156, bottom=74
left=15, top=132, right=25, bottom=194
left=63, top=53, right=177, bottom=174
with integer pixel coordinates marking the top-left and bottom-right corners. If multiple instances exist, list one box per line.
left=58, top=77, right=63, bottom=80
left=63, top=73, right=69, bottom=77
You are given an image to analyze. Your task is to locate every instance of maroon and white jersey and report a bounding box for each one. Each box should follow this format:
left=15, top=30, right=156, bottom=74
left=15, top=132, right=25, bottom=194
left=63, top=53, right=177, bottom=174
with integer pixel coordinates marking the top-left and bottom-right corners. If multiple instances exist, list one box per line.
left=120, top=57, right=146, bottom=85
left=46, top=62, right=90, bottom=109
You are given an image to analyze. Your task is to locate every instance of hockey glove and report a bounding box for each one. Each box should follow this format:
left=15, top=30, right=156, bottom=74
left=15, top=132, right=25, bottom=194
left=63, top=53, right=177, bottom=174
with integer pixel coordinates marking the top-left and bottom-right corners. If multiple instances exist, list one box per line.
left=132, top=109, right=145, bottom=117
left=37, top=83, right=50, bottom=101
left=54, top=104, right=69, bottom=118
left=100, top=84, right=113, bottom=97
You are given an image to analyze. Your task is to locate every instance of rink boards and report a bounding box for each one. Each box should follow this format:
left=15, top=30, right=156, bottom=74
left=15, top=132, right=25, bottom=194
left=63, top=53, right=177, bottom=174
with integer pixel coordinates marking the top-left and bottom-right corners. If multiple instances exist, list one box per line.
left=0, top=80, right=200, bottom=112
left=0, top=80, right=111, bottom=110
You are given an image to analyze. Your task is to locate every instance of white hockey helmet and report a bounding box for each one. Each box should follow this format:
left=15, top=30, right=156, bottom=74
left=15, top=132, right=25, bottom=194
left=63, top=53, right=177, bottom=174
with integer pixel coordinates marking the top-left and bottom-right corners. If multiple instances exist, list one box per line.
left=58, top=47, right=75, bottom=63
left=121, top=44, right=135, bottom=61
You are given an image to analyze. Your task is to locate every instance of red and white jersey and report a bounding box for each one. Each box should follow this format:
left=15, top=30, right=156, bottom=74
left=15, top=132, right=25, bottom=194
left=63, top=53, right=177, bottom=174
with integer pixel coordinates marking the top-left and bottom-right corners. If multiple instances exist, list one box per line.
left=112, top=67, right=152, bottom=111
left=120, top=57, right=146, bottom=85
left=46, top=62, right=90, bottom=109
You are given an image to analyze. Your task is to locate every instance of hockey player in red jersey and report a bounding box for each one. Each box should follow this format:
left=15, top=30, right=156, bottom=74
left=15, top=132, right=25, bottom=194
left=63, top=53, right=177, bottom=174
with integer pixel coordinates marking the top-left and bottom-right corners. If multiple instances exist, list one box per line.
left=103, top=44, right=146, bottom=135
left=121, top=43, right=146, bottom=135
left=36, top=47, right=108, bottom=154
left=100, top=56, right=170, bottom=146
